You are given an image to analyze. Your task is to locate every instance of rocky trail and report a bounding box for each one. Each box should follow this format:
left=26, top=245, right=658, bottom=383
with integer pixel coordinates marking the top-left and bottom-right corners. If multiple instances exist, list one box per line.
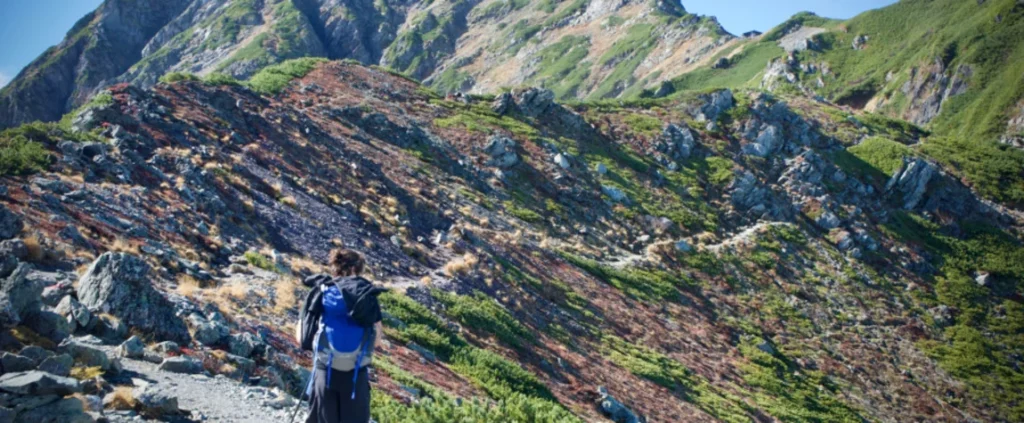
left=105, top=352, right=299, bottom=423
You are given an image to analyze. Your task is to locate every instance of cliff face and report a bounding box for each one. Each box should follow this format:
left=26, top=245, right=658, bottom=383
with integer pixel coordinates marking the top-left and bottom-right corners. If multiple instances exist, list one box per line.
left=0, top=0, right=733, bottom=130
left=0, top=0, right=192, bottom=128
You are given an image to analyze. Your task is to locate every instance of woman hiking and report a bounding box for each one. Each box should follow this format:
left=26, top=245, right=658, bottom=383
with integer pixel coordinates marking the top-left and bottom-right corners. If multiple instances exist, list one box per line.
left=296, top=249, right=385, bottom=423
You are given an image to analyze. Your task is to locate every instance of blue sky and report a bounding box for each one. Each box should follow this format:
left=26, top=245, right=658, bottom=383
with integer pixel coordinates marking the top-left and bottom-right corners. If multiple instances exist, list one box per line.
left=0, top=0, right=898, bottom=88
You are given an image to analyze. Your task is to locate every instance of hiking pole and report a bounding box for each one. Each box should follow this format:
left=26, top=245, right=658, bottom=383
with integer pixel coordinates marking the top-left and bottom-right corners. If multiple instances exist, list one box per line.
left=288, top=393, right=306, bottom=423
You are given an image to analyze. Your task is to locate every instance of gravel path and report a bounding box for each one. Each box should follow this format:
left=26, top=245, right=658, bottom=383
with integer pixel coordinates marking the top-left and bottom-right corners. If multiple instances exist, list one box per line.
left=108, top=356, right=303, bottom=423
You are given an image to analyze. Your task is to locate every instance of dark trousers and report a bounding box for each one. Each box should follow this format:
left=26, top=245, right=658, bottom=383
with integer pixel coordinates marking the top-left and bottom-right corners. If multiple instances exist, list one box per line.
left=306, top=366, right=370, bottom=423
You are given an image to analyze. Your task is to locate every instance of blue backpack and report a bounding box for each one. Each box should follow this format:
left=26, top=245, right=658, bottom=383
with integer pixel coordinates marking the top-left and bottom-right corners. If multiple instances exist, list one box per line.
left=298, top=275, right=386, bottom=399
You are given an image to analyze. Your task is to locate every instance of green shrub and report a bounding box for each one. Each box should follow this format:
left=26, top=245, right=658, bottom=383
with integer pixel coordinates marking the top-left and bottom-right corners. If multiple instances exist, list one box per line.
left=847, top=136, right=913, bottom=176
left=203, top=72, right=242, bottom=87
left=0, top=134, right=49, bottom=176
left=451, top=348, right=553, bottom=401
left=433, top=290, right=534, bottom=349
left=246, top=57, right=328, bottom=95
left=622, top=113, right=663, bottom=136
left=503, top=201, right=543, bottom=223
left=243, top=251, right=275, bottom=271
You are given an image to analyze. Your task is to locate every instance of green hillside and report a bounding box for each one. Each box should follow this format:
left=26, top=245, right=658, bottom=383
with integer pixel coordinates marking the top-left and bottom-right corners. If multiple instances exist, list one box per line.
left=658, top=0, right=1024, bottom=207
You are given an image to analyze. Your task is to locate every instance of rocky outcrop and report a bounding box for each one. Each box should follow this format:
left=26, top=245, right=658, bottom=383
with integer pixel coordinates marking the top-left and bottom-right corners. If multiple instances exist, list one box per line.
left=76, top=252, right=189, bottom=343
left=885, top=157, right=936, bottom=210
left=483, top=135, right=519, bottom=168
left=900, top=59, right=972, bottom=125
left=0, top=205, right=22, bottom=240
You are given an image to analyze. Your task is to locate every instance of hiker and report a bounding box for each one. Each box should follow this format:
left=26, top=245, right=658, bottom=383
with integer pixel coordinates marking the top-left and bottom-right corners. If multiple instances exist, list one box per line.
left=296, top=249, right=386, bottom=423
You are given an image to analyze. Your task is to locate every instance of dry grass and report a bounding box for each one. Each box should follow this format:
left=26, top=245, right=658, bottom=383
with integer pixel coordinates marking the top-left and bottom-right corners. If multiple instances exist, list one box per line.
left=274, top=279, right=299, bottom=314
left=70, top=366, right=104, bottom=380
left=216, top=282, right=249, bottom=301
left=105, top=386, right=136, bottom=410
left=289, top=255, right=324, bottom=274
left=443, top=253, right=480, bottom=277
left=108, top=237, right=139, bottom=254
left=176, top=274, right=203, bottom=297
left=10, top=325, right=56, bottom=349
left=23, top=234, right=44, bottom=263
left=279, top=196, right=297, bottom=208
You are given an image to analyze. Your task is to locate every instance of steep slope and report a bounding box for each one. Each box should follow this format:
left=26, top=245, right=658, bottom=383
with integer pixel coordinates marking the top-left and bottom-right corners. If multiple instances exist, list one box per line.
left=657, top=0, right=1024, bottom=207
left=2, top=61, right=1023, bottom=422
left=0, top=0, right=734, bottom=130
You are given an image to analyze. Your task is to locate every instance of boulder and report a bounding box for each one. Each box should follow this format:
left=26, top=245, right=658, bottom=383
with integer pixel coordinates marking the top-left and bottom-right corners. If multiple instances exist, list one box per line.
left=0, top=240, right=26, bottom=261
left=742, top=124, right=782, bottom=157
left=188, top=313, right=229, bottom=346
left=674, top=240, right=693, bottom=253
left=597, top=386, right=641, bottom=423
left=660, top=124, right=696, bottom=160
left=491, top=93, right=513, bottom=115
left=117, top=335, right=145, bottom=359
left=0, top=263, right=42, bottom=328
left=885, top=158, right=935, bottom=210
left=54, top=296, right=92, bottom=329
left=601, top=185, right=629, bottom=204
left=133, top=386, right=180, bottom=418
left=0, top=353, right=35, bottom=373
left=13, top=396, right=93, bottom=423
left=228, top=332, right=264, bottom=358
left=0, top=371, right=81, bottom=396
left=0, top=206, right=22, bottom=240
left=975, top=272, right=990, bottom=287
left=59, top=338, right=111, bottom=370
left=815, top=211, right=841, bottom=230
left=37, top=354, right=73, bottom=377
left=158, top=356, right=202, bottom=374
left=151, top=341, right=180, bottom=355
left=554, top=153, right=571, bottom=170
left=595, top=163, right=608, bottom=175
left=17, top=346, right=53, bottom=365
left=512, top=88, right=555, bottom=117
left=699, top=89, right=734, bottom=120
left=76, top=253, right=189, bottom=343
left=23, top=311, right=71, bottom=343
left=483, top=135, right=519, bottom=169
left=40, top=281, right=73, bottom=307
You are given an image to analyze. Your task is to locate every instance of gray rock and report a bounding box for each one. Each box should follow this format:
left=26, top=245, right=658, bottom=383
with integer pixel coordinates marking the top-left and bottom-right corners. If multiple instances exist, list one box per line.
left=699, top=89, right=734, bottom=120
left=133, top=386, right=180, bottom=417
left=597, top=386, right=641, bottom=423
left=76, top=252, right=189, bottom=343
left=491, top=92, right=513, bottom=115
left=17, top=346, right=53, bottom=365
left=601, top=185, right=629, bottom=204
left=188, top=313, right=229, bottom=346
left=815, top=211, right=841, bottom=230
left=483, top=135, right=519, bottom=169
left=554, top=153, right=570, bottom=169
left=0, top=353, right=35, bottom=373
left=0, top=371, right=81, bottom=396
left=0, top=263, right=42, bottom=328
left=512, top=87, right=555, bottom=117
left=158, top=356, right=202, bottom=374
left=742, top=124, right=782, bottom=157
left=407, top=343, right=437, bottom=363
left=0, top=407, right=12, bottom=423
left=40, top=282, right=73, bottom=307
left=595, top=163, right=608, bottom=175
left=0, top=240, right=26, bottom=261
left=37, top=354, right=73, bottom=377
left=117, top=335, right=145, bottom=359
left=660, top=123, right=696, bottom=160
left=14, top=396, right=93, bottom=423
left=59, top=337, right=111, bottom=370
left=674, top=240, right=693, bottom=253
left=228, top=332, right=264, bottom=358
left=54, top=295, right=92, bottom=329
left=886, top=157, right=936, bottom=210
left=0, top=206, right=22, bottom=240
left=151, top=341, right=180, bottom=355
left=975, top=272, right=990, bottom=287
left=23, top=310, right=71, bottom=343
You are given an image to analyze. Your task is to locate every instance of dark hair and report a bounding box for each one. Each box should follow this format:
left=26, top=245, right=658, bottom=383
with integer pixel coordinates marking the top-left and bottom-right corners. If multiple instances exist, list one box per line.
left=328, top=248, right=365, bottom=277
